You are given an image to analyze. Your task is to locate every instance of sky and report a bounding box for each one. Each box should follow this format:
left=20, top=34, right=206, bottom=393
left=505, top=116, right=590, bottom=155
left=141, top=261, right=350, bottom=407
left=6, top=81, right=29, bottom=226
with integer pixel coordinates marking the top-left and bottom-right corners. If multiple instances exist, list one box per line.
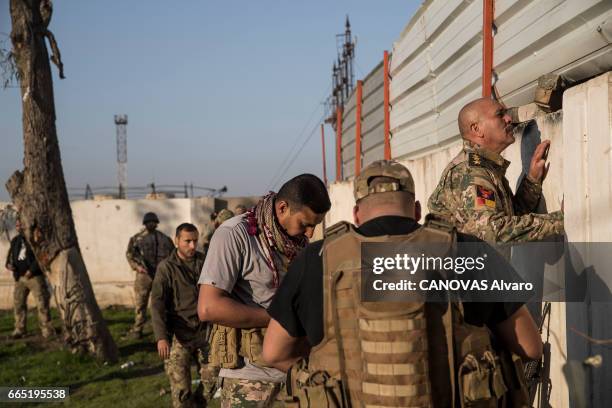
left=0, top=1, right=421, bottom=201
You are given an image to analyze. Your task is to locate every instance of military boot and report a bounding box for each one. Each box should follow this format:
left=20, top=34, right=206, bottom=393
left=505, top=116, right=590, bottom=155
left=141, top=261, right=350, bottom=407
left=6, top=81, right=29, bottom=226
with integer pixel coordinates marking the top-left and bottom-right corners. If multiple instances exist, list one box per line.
left=128, top=329, right=143, bottom=340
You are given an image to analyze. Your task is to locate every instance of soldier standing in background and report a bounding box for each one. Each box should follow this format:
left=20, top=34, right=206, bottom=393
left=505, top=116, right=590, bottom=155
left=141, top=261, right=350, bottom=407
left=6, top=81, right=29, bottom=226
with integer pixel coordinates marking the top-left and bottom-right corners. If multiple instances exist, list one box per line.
left=200, top=209, right=235, bottom=256
left=152, top=223, right=218, bottom=408
left=5, top=218, right=54, bottom=339
left=126, top=212, right=174, bottom=338
left=428, top=97, right=564, bottom=242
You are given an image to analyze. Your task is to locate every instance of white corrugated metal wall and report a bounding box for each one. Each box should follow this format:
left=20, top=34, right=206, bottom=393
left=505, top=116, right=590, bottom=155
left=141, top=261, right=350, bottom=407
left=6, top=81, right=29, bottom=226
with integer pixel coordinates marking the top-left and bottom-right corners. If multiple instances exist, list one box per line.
left=388, top=0, right=612, bottom=161
left=341, top=61, right=386, bottom=179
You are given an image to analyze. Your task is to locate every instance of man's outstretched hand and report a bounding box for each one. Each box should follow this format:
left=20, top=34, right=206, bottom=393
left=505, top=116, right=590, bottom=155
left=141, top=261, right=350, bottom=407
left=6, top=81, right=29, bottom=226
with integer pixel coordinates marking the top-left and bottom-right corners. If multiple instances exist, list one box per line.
left=528, top=140, right=551, bottom=183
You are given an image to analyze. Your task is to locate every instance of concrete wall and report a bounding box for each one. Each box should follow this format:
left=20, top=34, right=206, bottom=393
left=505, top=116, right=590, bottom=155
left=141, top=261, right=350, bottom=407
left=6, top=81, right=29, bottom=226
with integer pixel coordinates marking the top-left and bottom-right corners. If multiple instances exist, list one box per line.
left=71, top=197, right=204, bottom=307
left=324, top=181, right=355, bottom=227
left=0, top=196, right=255, bottom=309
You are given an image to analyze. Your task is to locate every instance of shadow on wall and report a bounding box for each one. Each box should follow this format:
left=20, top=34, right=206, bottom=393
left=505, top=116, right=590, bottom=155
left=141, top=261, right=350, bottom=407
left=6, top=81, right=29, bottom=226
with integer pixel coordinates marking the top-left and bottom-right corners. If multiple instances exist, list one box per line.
left=512, top=106, right=612, bottom=407
left=565, top=244, right=612, bottom=408
left=514, top=120, right=549, bottom=321
left=517, top=120, right=544, bottom=208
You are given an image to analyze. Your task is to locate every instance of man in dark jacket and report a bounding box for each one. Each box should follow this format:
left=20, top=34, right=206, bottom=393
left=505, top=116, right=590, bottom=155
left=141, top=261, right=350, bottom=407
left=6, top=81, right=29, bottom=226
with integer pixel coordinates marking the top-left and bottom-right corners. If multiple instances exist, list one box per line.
left=5, top=219, right=54, bottom=339
left=151, top=223, right=218, bottom=408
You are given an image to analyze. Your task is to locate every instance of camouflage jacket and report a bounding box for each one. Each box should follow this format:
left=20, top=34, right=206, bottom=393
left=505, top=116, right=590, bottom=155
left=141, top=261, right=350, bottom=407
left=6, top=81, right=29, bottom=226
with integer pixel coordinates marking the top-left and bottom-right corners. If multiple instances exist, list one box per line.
left=126, top=228, right=174, bottom=276
left=151, top=249, right=208, bottom=346
left=427, top=142, right=564, bottom=242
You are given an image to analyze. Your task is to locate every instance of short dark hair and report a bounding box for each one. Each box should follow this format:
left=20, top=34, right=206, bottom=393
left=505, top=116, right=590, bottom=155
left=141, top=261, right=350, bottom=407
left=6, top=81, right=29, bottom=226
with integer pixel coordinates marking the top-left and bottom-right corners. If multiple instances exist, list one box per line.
left=277, top=174, right=331, bottom=214
left=175, top=223, right=198, bottom=237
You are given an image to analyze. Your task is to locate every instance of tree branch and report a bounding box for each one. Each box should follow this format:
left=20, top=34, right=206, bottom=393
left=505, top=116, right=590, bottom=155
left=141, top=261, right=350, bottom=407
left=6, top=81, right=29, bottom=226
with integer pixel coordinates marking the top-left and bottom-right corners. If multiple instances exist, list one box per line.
left=43, top=29, right=63, bottom=79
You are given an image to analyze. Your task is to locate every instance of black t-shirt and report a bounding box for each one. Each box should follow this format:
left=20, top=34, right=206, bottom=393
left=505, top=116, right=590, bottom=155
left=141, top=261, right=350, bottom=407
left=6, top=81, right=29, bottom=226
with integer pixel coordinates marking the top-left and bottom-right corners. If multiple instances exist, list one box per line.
left=267, top=216, right=524, bottom=347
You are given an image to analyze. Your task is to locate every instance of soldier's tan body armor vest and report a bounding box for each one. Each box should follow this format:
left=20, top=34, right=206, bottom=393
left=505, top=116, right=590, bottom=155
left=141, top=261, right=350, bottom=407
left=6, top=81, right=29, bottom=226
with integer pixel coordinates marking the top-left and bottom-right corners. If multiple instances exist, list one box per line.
left=287, top=220, right=528, bottom=408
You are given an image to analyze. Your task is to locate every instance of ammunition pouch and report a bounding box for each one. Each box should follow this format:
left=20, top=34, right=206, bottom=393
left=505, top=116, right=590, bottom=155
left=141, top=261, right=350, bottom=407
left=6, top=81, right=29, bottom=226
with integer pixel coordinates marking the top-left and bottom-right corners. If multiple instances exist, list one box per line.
left=239, top=327, right=267, bottom=366
left=284, top=358, right=345, bottom=408
left=208, top=325, right=269, bottom=369
left=458, top=350, right=507, bottom=407
left=209, top=324, right=240, bottom=369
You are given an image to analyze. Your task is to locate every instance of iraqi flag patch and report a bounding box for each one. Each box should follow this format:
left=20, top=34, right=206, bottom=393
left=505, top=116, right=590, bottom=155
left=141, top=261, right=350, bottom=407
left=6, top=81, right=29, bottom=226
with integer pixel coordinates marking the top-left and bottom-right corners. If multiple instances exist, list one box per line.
left=474, top=185, right=496, bottom=209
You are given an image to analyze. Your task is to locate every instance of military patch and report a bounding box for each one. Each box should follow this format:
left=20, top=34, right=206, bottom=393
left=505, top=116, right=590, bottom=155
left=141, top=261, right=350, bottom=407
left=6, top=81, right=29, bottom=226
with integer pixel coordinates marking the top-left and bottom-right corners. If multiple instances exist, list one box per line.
left=474, top=185, right=496, bottom=209
left=468, top=153, right=483, bottom=167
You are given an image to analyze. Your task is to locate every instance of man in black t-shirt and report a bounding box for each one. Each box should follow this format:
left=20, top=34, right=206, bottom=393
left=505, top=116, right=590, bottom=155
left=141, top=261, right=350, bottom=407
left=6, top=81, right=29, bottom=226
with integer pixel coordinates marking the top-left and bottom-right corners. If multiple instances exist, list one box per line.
left=261, top=160, right=542, bottom=407
left=264, top=217, right=536, bottom=354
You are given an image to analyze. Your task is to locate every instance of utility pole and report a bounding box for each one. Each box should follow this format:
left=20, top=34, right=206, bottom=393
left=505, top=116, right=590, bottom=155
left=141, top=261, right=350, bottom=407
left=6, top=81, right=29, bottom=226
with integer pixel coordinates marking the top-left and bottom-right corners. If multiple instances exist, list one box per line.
left=325, top=16, right=355, bottom=129
left=114, top=114, right=128, bottom=199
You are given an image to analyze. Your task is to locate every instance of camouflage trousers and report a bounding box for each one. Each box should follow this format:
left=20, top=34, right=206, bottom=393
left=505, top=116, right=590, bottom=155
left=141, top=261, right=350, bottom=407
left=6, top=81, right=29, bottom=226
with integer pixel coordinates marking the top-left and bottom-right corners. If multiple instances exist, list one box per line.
left=220, top=378, right=283, bottom=408
left=165, top=335, right=220, bottom=408
left=132, top=273, right=153, bottom=334
left=13, top=275, right=53, bottom=337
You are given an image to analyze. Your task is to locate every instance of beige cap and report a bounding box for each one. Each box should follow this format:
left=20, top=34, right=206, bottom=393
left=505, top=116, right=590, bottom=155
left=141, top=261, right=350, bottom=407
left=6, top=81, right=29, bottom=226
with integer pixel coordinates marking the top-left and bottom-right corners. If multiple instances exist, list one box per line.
left=353, top=160, right=415, bottom=201
left=216, top=209, right=235, bottom=224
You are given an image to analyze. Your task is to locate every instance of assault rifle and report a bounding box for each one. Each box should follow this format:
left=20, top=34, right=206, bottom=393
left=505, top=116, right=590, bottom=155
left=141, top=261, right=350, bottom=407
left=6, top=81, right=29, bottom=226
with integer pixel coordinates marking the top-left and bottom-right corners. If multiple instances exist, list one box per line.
left=524, top=302, right=552, bottom=408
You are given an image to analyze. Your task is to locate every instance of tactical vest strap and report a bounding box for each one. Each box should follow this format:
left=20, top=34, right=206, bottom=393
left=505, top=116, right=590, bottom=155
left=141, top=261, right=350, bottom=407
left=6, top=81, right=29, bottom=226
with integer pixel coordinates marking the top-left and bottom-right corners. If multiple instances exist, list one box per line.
left=359, top=317, right=426, bottom=332
left=362, top=381, right=430, bottom=398
left=330, top=269, right=352, bottom=408
left=443, top=303, right=457, bottom=407
left=325, top=221, right=352, bottom=239
left=424, top=213, right=456, bottom=234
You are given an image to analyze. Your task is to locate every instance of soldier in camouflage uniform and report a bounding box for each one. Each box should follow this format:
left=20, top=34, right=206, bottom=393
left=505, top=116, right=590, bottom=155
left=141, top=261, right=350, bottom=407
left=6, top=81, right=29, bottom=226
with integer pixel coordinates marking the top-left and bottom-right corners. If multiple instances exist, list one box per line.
left=428, top=98, right=564, bottom=242
left=126, top=212, right=174, bottom=338
left=219, top=379, right=281, bottom=407
left=5, top=219, right=54, bottom=339
left=199, top=209, right=234, bottom=256
left=152, top=223, right=218, bottom=407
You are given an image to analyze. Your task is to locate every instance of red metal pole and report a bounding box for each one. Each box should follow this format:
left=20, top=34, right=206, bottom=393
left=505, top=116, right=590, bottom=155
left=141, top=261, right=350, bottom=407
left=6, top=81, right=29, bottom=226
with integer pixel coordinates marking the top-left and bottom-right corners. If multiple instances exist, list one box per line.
left=355, top=80, right=363, bottom=176
left=482, top=0, right=494, bottom=97
left=336, top=106, right=343, bottom=181
left=383, top=50, right=391, bottom=160
left=320, top=124, right=327, bottom=185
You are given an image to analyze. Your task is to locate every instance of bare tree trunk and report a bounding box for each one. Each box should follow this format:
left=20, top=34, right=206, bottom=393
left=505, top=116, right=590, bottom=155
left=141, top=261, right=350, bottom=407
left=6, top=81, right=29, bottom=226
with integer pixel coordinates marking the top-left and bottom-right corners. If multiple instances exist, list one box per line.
left=6, top=0, right=118, bottom=363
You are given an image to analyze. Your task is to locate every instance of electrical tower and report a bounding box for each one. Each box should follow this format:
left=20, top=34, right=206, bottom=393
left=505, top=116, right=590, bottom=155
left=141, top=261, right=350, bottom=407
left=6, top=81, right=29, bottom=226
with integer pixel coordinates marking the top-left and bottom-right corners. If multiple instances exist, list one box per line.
left=114, top=114, right=128, bottom=198
left=325, top=16, right=355, bottom=126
